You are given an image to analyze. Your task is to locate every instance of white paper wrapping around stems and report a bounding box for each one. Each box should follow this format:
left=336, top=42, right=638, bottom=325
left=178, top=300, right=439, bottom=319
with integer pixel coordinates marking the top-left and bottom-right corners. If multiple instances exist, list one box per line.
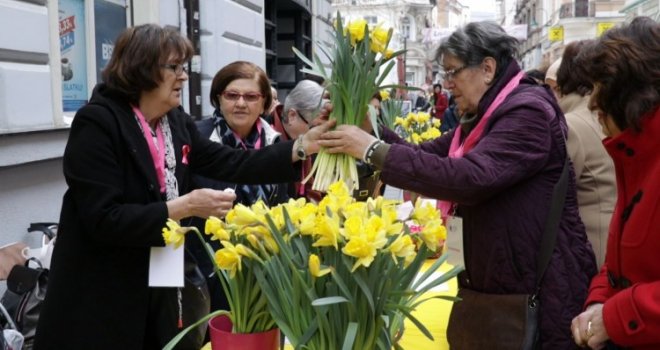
left=383, top=185, right=403, bottom=201
left=413, top=270, right=450, bottom=292
left=148, top=245, right=184, bottom=287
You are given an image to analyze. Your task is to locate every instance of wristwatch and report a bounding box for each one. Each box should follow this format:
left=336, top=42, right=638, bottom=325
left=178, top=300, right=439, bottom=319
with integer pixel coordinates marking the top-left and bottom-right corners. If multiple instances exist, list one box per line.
left=296, top=135, right=307, bottom=160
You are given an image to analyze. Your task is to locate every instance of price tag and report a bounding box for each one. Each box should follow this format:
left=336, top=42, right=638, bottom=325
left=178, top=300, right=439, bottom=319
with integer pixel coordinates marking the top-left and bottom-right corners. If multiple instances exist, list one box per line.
left=445, top=216, right=464, bottom=268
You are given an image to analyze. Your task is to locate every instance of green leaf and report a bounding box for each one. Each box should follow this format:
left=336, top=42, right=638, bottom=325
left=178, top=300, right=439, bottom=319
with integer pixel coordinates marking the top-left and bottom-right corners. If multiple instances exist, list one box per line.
left=311, top=296, right=349, bottom=306
left=399, top=307, right=435, bottom=341
left=353, top=269, right=375, bottom=313
left=162, top=309, right=230, bottom=350
left=342, top=322, right=359, bottom=350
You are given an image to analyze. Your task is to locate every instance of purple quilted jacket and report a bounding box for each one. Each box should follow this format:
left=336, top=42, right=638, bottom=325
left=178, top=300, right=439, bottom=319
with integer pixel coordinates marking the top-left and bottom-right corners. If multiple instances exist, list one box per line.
left=380, top=62, right=597, bottom=349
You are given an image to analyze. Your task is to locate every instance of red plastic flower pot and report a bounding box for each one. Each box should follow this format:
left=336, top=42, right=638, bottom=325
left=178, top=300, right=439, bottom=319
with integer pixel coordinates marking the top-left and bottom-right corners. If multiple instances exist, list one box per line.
left=208, top=315, right=280, bottom=350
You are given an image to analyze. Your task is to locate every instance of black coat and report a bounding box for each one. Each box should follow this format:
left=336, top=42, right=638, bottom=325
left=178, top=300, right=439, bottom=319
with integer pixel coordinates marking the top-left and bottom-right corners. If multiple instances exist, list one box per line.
left=34, top=84, right=299, bottom=349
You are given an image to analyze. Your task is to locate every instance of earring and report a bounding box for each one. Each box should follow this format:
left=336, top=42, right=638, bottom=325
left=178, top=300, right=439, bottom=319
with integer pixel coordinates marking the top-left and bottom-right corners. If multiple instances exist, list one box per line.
left=485, top=78, right=492, bottom=84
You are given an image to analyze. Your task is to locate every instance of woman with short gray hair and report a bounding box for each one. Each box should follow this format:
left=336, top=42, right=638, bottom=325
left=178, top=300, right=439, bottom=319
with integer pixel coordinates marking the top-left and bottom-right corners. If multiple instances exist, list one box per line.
left=319, top=21, right=597, bottom=349
left=280, top=79, right=325, bottom=139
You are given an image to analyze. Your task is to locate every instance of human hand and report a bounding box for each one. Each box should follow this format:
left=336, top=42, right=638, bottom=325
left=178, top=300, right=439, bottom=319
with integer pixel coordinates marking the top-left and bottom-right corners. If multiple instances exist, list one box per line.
left=184, top=188, right=237, bottom=219
left=0, top=242, right=28, bottom=280
left=318, top=124, right=378, bottom=159
left=571, top=303, right=609, bottom=349
left=315, top=101, right=333, bottom=124
left=301, top=119, right=337, bottom=156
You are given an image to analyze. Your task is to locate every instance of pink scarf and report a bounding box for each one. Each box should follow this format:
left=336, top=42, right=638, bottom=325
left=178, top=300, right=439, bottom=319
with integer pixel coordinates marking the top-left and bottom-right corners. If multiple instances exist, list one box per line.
left=438, top=70, right=525, bottom=218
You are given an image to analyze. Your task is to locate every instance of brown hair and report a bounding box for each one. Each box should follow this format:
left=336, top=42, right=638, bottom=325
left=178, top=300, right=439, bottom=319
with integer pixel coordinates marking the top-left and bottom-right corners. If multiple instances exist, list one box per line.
left=209, top=61, right=272, bottom=113
left=102, top=24, right=194, bottom=104
left=556, top=40, right=594, bottom=97
left=575, top=17, right=660, bottom=131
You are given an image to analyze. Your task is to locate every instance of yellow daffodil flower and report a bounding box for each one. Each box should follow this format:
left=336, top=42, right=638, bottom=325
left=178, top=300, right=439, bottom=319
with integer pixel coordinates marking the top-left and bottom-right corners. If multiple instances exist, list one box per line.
left=313, top=214, right=341, bottom=249
left=370, top=24, right=389, bottom=53
left=162, top=219, right=191, bottom=249
left=215, top=241, right=243, bottom=278
left=412, top=199, right=441, bottom=225
left=379, top=90, right=390, bottom=101
left=343, top=202, right=367, bottom=218
left=384, top=48, right=394, bottom=59
left=205, top=216, right=230, bottom=241
left=419, top=219, right=447, bottom=252
left=388, top=234, right=416, bottom=265
left=309, top=254, right=331, bottom=278
left=347, top=18, right=367, bottom=45
left=226, top=203, right=263, bottom=227
left=342, top=215, right=364, bottom=239
left=343, top=236, right=378, bottom=271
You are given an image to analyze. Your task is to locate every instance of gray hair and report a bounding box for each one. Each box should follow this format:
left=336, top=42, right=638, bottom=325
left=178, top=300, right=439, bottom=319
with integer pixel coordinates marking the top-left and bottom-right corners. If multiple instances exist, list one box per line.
left=436, top=21, right=519, bottom=80
left=282, top=80, right=324, bottom=123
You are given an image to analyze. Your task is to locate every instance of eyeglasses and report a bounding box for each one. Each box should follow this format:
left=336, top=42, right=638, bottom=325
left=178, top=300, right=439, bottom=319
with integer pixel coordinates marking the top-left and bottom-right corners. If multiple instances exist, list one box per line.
left=296, top=110, right=310, bottom=124
left=221, top=91, right=263, bottom=103
left=161, top=63, right=188, bottom=76
left=442, top=65, right=470, bottom=81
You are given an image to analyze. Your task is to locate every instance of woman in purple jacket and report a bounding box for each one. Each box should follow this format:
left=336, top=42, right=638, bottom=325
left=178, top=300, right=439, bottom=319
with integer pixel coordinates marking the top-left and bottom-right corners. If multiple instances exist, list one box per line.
left=320, top=21, right=597, bottom=348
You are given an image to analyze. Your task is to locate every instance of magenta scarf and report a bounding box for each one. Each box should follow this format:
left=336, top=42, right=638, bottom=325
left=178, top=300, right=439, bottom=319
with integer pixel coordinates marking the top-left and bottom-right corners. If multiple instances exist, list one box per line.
left=438, top=70, right=525, bottom=218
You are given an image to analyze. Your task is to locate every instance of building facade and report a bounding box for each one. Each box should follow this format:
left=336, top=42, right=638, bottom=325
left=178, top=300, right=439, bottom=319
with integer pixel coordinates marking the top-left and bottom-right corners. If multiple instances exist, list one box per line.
left=0, top=0, right=333, bottom=250
left=512, top=0, right=627, bottom=70
left=332, top=0, right=436, bottom=89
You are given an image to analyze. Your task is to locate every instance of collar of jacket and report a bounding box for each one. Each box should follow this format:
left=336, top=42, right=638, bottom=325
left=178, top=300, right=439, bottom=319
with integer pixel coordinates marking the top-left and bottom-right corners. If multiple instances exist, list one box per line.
left=604, top=105, right=660, bottom=165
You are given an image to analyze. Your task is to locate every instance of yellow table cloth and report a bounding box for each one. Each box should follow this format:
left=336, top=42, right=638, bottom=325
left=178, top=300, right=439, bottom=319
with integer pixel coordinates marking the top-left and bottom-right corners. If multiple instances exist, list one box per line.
left=203, top=260, right=457, bottom=350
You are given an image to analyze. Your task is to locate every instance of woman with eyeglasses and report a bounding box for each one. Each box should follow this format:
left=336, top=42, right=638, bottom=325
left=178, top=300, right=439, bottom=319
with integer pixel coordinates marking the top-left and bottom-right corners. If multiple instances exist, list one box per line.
left=189, top=61, right=292, bottom=316
left=34, top=24, right=331, bottom=350
left=319, top=21, right=596, bottom=348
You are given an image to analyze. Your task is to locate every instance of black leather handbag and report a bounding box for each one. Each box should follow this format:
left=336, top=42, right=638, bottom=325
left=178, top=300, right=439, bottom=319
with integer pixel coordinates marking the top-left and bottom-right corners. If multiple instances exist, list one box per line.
left=447, top=158, right=569, bottom=350
left=0, top=258, right=48, bottom=349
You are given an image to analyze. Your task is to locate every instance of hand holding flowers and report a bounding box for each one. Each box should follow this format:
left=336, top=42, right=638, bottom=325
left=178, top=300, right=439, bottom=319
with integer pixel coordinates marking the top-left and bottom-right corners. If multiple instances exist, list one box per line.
left=294, top=13, right=404, bottom=192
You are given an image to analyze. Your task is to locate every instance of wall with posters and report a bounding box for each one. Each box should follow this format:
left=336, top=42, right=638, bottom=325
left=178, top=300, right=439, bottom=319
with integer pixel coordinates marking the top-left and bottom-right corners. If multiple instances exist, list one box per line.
left=59, top=0, right=88, bottom=112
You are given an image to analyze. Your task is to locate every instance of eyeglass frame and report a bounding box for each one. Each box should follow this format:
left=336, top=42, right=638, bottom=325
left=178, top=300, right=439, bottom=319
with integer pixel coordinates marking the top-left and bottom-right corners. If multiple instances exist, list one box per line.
left=442, top=64, right=471, bottom=82
left=161, top=63, right=188, bottom=76
left=295, top=109, right=310, bottom=124
left=221, top=91, right=264, bottom=103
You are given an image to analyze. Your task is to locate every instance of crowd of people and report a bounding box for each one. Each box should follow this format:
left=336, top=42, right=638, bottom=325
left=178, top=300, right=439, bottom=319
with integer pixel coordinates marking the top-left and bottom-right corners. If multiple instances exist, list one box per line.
left=1, top=15, right=657, bottom=350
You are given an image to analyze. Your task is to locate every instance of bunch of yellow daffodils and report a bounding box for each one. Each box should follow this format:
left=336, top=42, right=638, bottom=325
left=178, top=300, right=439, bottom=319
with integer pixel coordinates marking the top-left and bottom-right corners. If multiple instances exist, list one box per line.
left=394, top=111, right=442, bottom=144
left=294, top=13, right=404, bottom=192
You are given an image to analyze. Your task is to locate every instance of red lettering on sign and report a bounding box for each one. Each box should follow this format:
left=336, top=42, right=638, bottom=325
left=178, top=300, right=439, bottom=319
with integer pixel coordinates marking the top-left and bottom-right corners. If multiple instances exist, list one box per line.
left=59, top=16, right=76, bottom=35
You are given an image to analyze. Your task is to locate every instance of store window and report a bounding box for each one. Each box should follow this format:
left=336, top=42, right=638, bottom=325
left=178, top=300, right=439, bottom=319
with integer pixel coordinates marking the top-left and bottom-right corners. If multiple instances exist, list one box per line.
left=58, top=0, right=129, bottom=113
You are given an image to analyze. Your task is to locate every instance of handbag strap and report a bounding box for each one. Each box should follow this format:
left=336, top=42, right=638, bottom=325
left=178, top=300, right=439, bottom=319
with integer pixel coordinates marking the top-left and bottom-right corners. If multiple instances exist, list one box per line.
left=533, top=156, right=569, bottom=297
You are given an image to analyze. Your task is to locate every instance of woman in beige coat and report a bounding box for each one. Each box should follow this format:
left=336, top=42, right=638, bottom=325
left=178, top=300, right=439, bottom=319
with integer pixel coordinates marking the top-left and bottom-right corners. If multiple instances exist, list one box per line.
left=547, top=41, right=616, bottom=267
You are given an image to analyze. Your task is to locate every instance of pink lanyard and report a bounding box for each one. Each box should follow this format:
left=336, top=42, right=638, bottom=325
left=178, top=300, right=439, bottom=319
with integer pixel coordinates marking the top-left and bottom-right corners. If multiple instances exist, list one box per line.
left=439, top=70, right=525, bottom=217
left=133, top=106, right=166, bottom=193
left=232, top=120, right=263, bottom=150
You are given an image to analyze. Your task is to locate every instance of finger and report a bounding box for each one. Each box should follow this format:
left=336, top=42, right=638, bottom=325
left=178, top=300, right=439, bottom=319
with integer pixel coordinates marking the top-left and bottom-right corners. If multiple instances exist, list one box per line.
left=314, top=119, right=336, bottom=133
left=587, top=336, right=606, bottom=350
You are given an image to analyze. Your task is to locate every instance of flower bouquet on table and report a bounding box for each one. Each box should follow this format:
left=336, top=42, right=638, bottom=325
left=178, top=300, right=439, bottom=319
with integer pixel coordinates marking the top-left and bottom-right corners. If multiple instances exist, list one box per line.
left=236, top=181, right=461, bottom=349
left=162, top=215, right=277, bottom=350
left=394, top=111, right=442, bottom=145
left=379, top=90, right=405, bottom=130
left=404, top=198, right=447, bottom=259
left=293, top=12, right=404, bottom=192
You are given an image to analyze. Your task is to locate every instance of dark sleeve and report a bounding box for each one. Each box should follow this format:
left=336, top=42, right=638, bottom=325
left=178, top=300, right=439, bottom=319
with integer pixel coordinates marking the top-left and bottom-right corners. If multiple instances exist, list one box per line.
left=186, top=117, right=300, bottom=184
left=62, top=105, right=168, bottom=247
left=380, top=101, right=552, bottom=205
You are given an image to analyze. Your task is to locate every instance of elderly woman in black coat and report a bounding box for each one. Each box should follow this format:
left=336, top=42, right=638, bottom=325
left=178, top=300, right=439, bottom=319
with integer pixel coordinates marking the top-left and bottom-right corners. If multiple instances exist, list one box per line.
left=34, top=24, right=330, bottom=350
